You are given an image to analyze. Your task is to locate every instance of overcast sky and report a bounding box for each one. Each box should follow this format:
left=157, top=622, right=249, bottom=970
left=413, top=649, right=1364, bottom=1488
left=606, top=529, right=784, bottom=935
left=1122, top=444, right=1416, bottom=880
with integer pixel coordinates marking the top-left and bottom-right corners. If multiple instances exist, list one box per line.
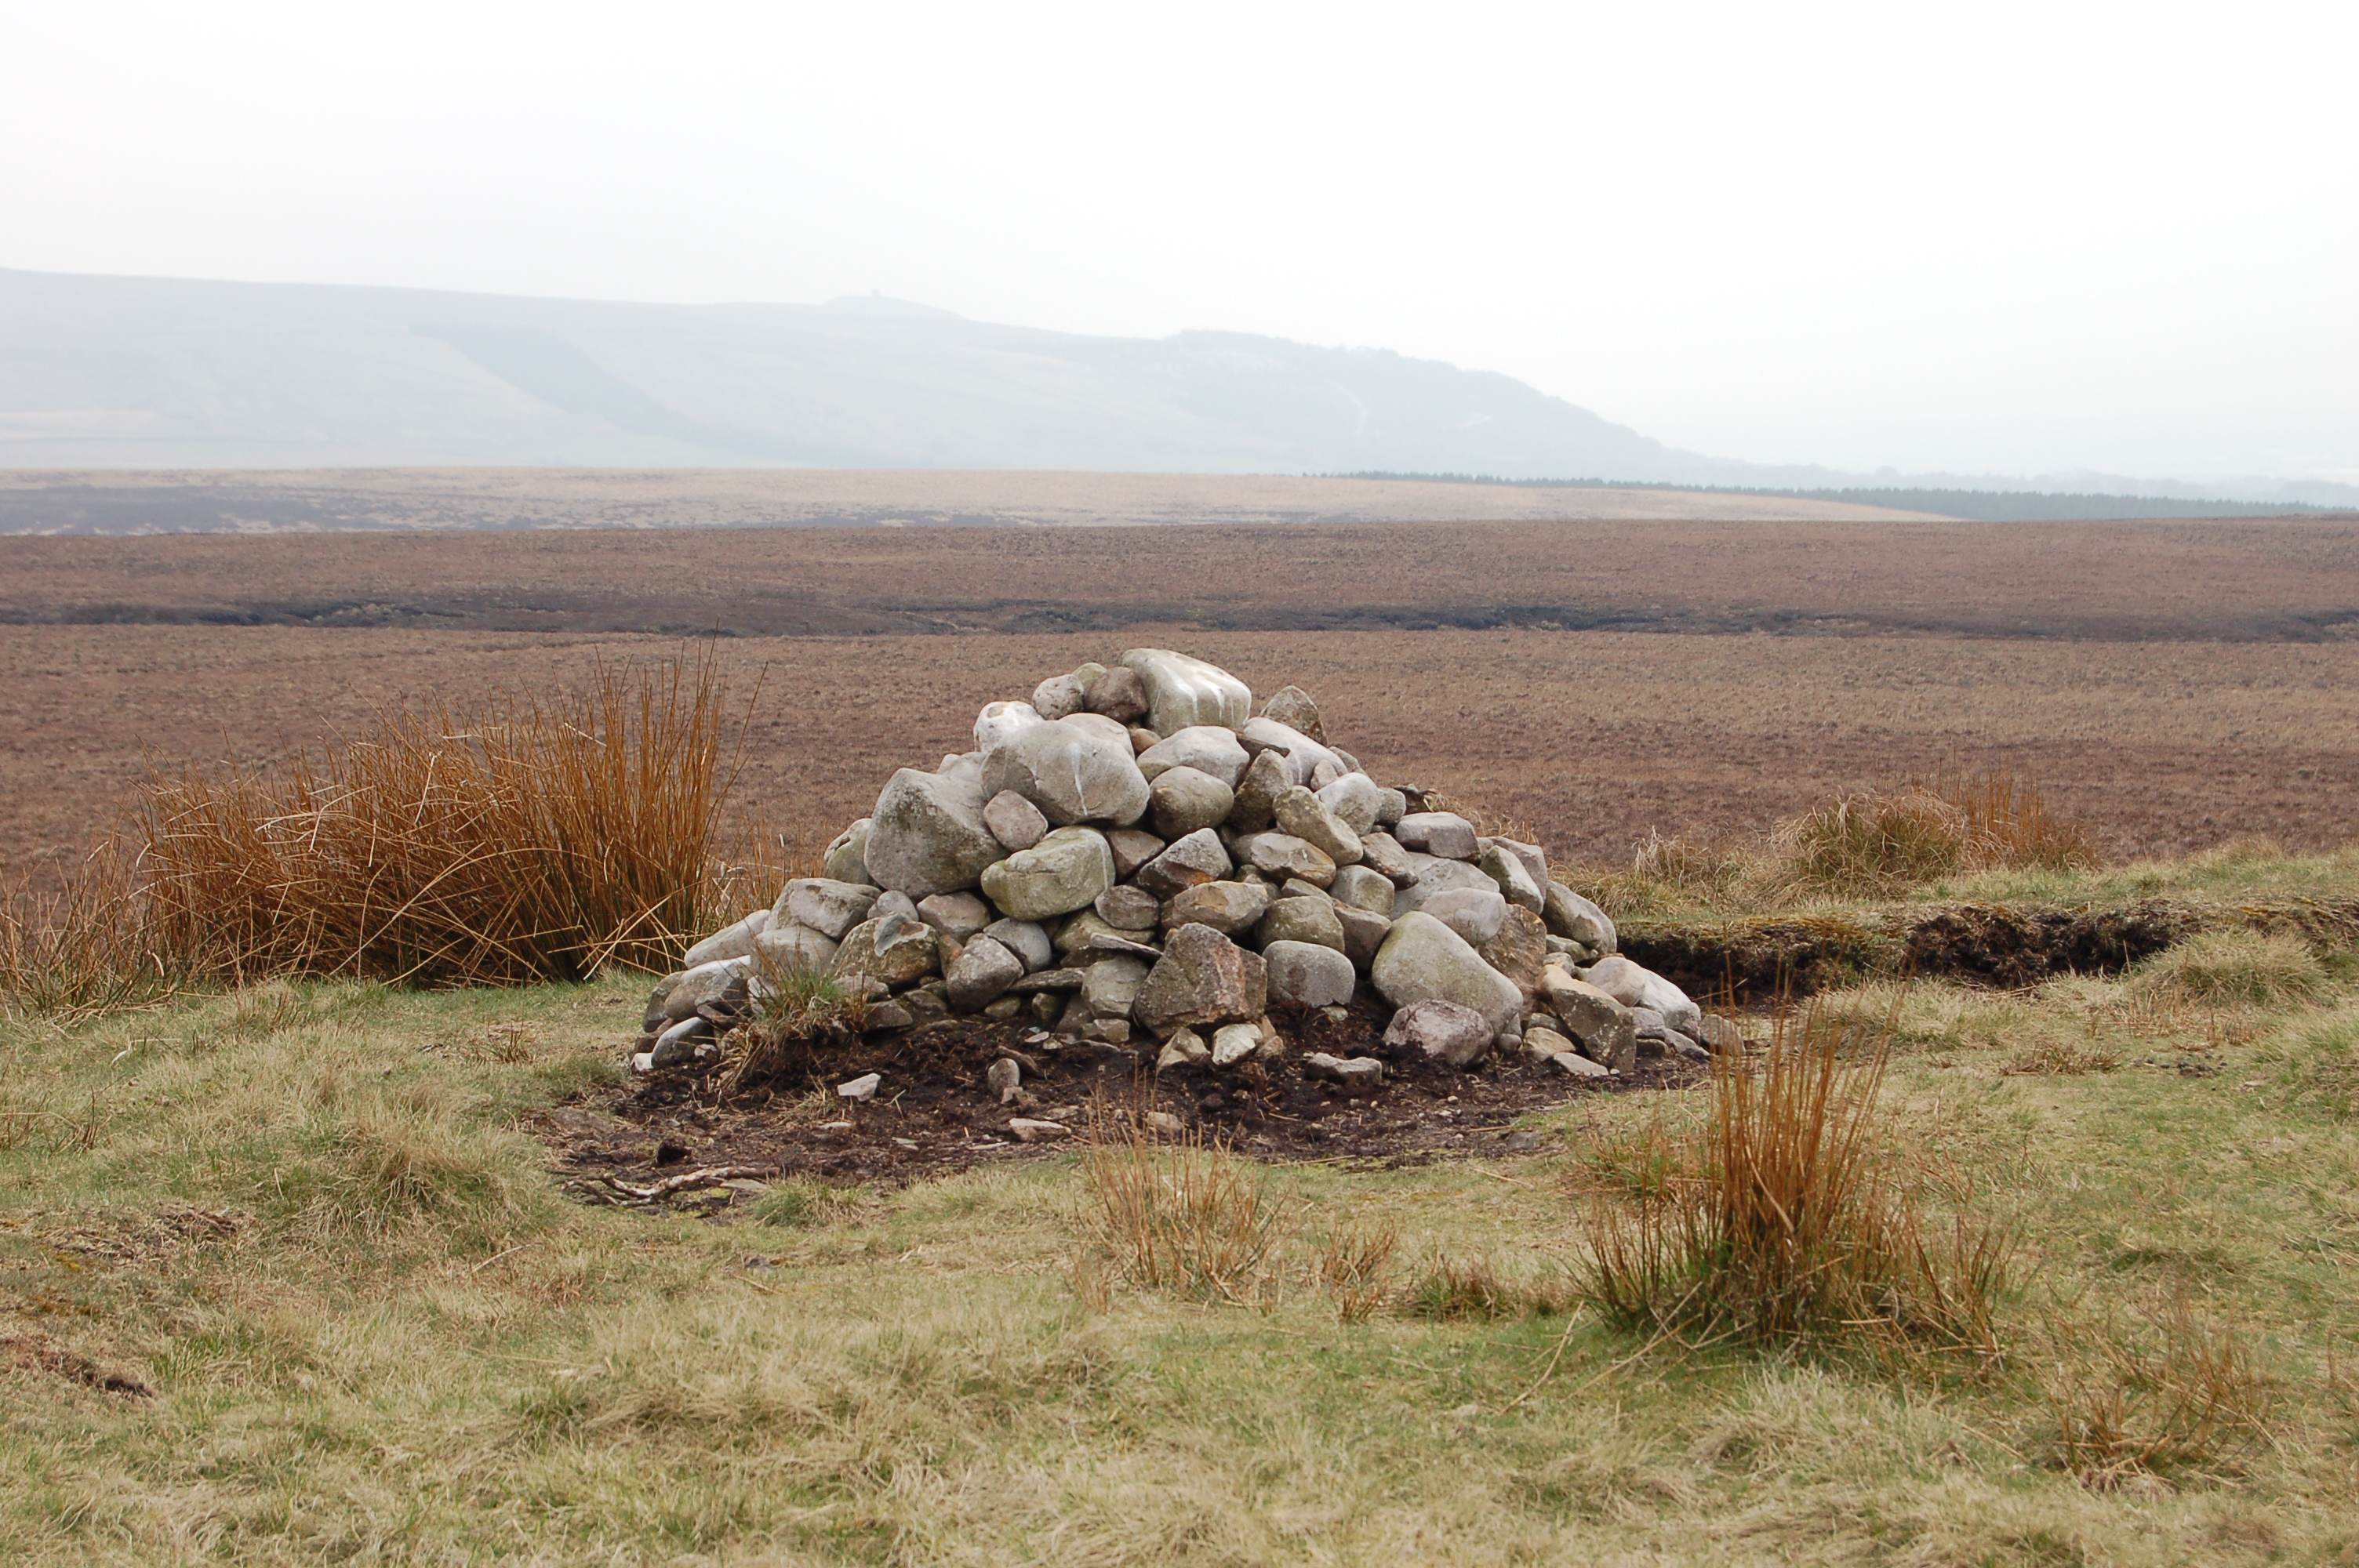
left=4, top=0, right=2353, bottom=483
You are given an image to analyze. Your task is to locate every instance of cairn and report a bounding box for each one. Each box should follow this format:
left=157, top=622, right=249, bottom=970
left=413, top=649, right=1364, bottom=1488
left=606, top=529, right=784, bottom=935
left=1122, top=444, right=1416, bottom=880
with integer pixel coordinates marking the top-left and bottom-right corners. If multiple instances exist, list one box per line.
left=636, top=650, right=1727, bottom=1085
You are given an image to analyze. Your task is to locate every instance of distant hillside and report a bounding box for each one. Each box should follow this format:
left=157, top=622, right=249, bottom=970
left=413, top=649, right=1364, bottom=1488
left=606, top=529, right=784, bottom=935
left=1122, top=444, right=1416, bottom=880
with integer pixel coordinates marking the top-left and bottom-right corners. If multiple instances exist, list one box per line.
left=1336, top=474, right=2354, bottom=521
left=0, top=268, right=1703, bottom=477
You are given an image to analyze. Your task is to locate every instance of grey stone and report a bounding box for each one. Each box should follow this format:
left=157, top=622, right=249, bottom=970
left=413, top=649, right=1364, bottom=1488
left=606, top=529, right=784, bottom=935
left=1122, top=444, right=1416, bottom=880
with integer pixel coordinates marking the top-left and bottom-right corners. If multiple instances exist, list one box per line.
left=1356, top=830, right=1421, bottom=887
left=980, top=715, right=1151, bottom=828
left=683, top=909, right=771, bottom=968
left=873, top=891, right=921, bottom=928
left=1478, top=842, right=1546, bottom=914
left=1259, top=684, right=1325, bottom=742
left=1552, top=1051, right=1611, bottom=1080
left=1419, top=887, right=1509, bottom=946
left=1150, top=765, right=1236, bottom=839
left=1132, top=924, right=1267, bottom=1036
left=1265, top=940, right=1356, bottom=1007
left=1210, top=1022, right=1263, bottom=1067
left=1120, top=648, right=1253, bottom=735
left=1095, top=884, right=1161, bottom=931
left=1278, top=877, right=1330, bottom=902
left=1009, top=1117, right=1072, bottom=1142
left=1540, top=973, right=1637, bottom=1073
left=865, top=768, right=1007, bottom=900
left=1382, top=997, right=1495, bottom=1068
left=864, top=999, right=915, bottom=1033
left=1274, top=786, right=1363, bottom=866
left=1630, top=1007, right=1669, bottom=1040
left=1390, top=854, right=1499, bottom=914
left=1258, top=895, right=1345, bottom=953
left=1224, top=746, right=1295, bottom=837
left=1309, top=760, right=1344, bottom=790
left=1105, top=828, right=1166, bottom=880
left=1085, top=932, right=1163, bottom=960
left=1136, top=725, right=1250, bottom=788
left=1030, top=673, right=1088, bottom=720
left=1373, top=789, right=1407, bottom=828
left=1052, top=910, right=1132, bottom=956
left=1485, top=837, right=1549, bottom=890
left=980, top=826, right=1116, bottom=921
left=987, top=1057, right=1023, bottom=1100
left=1241, top=832, right=1337, bottom=888
left=1156, top=1026, right=1211, bottom=1069
left=1081, top=955, right=1153, bottom=1021
left=983, top=996, right=1025, bottom=1021
left=1693, top=1014, right=1744, bottom=1054
left=1161, top=879, right=1273, bottom=938
left=754, top=922, right=840, bottom=978
left=1474, top=906, right=1549, bottom=1007
left=1028, top=991, right=1063, bottom=1026
left=1336, top=906, right=1391, bottom=970
left=778, top=877, right=881, bottom=941
left=1129, top=727, right=1162, bottom=754
left=976, top=917, right=1053, bottom=973
left=945, top=936, right=1025, bottom=1012
left=646, top=1015, right=711, bottom=1069
left=1394, top=811, right=1479, bottom=860
left=1329, top=864, right=1396, bottom=916
left=1543, top=883, right=1618, bottom=953
left=1523, top=1025, right=1575, bottom=1060
left=831, top=916, right=941, bottom=988
left=838, top=1072, right=881, bottom=1101
left=823, top=818, right=874, bottom=885
left=1370, top=913, right=1522, bottom=1036
left=1305, top=1052, right=1386, bottom=1088
left=982, top=789, right=1050, bottom=852
left=1315, top=771, right=1386, bottom=834
left=917, top=891, right=993, bottom=940
left=1135, top=827, right=1234, bottom=898
left=1584, top=956, right=1702, bottom=1032
left=1239, top=716, right=1343, bottom=785
left=659, top=958, right=752, bottom=1025
left=1006, top=967, right=1086, bottom=993
left=1083, top=665, right=1150, bottom=724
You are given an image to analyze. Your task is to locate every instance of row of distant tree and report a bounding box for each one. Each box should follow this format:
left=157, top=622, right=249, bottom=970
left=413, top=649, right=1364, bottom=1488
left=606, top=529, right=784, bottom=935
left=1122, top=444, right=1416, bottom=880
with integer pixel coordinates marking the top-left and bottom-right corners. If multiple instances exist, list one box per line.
left=1332, top=473, right=2341, bottom=522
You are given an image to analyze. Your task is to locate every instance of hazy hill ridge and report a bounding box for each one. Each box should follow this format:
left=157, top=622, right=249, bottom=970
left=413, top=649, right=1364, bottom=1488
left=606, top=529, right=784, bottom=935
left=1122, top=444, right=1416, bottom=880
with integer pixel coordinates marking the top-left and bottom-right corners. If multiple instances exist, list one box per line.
left=0, top=267, right=1696, bottom=476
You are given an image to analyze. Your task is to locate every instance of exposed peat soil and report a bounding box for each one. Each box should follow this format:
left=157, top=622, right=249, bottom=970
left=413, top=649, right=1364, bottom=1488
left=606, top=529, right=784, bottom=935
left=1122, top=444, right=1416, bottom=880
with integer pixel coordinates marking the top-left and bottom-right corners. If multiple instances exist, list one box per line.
left=535, top=997, right=1703, bottom=1208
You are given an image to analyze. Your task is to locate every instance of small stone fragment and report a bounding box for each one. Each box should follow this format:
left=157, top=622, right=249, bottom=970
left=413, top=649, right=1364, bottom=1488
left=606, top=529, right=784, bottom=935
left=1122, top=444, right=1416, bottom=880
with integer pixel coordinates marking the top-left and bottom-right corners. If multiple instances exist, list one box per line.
left=1009, top=1118, right=1071, bottom=1142
left=1095, top=884, right=1161, bottom=931
left=1259, top=684, right=1325, bottom=741
left=1382, top=997, right=1494, bottom=1067
left=1135, top=827, right=1234, bottom=897
left=1156, top=1026, right=1211, bottom=1069
left=838, top=1073, right=881, bottom=1101
left=1551, top=1051, right=1611, bottom=1080
left=1106, top=828, right=1166, bottom=879
left=917, top=891, right=993, bottom=940
left=1210, top=1022, right=1263, bottom=1066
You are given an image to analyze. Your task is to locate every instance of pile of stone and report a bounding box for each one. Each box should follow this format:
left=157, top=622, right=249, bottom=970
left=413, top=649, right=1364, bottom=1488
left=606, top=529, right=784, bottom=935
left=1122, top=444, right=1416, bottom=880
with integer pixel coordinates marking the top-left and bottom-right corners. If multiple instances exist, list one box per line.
left=635, top=650, right=1734, bottom=1086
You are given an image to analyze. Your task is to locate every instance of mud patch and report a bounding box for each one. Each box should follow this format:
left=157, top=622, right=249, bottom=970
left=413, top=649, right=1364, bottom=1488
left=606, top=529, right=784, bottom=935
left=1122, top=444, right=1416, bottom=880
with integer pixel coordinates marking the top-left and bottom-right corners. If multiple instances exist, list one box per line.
left=536, top=996, right=1702, bottom=1207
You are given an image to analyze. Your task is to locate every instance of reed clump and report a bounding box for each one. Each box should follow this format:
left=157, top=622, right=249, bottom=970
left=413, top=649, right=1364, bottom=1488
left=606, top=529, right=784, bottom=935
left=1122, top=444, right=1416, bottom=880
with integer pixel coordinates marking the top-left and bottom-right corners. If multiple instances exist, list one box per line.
left=1, top=655, right=739, bottom=1014
left=1578, top=1004, right=2012, bottom=1371
left=1771, top=769, right=2098, bottom=898
left=1081, top=1111, right=1289, bottom=1305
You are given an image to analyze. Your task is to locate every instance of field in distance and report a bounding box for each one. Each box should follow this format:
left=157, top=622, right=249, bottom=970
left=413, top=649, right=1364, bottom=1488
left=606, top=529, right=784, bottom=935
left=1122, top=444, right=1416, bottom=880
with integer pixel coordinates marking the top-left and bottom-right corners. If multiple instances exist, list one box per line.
left=5, top=510, right=2358, bottom=879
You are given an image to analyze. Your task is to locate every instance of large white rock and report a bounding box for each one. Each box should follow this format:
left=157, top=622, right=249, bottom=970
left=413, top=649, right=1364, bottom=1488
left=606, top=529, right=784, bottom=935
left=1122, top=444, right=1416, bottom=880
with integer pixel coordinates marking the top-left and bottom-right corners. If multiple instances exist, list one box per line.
left=1370, top=913, right=1522, bottom=1036
left=1120, top=649, right=1252, bottom=735
left=754, top=921, right=840, bottom=977
left=864, top=769, right=1008, bottom=900
left=974, top=699, right=1045, bottom=753
left=1136, top=726, right=1251, bottom=788
left=1543, top=883, right=1617, bottom=953
left=1583, top=956, right=1701, bottom=1032
left=980, top=716, right=1151, bottom=827
left=980, top=826, right=1117, bottom=921
left=1390, top=855, right=1502, bottom=915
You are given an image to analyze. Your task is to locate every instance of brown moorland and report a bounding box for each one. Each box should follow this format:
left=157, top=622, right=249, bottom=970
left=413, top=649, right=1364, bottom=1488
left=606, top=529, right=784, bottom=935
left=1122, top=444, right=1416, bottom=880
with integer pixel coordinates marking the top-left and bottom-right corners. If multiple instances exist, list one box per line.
left=5, top=511, right=2357, bottom=880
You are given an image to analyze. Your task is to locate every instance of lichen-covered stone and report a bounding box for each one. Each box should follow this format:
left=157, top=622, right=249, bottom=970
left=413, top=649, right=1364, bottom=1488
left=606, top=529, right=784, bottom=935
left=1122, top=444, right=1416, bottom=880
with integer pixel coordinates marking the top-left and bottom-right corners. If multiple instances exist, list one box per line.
left=865, top=769, right=1006, bottom=900
left=980, top=826, right=1115, bottom=921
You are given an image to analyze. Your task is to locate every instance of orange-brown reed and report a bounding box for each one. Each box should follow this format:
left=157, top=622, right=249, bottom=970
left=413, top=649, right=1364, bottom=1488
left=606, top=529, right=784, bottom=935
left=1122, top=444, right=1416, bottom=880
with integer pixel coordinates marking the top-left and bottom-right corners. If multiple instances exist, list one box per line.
left=2, top=654, right=745, bottom=1007
left=1579, top=1001, right=2011, bottom=1370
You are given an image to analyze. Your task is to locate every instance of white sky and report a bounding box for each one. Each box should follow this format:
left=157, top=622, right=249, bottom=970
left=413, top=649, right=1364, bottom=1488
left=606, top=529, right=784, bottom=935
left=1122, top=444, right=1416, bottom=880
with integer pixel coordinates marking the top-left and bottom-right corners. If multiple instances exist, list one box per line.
left=4, top=0, right=2354, bottom=482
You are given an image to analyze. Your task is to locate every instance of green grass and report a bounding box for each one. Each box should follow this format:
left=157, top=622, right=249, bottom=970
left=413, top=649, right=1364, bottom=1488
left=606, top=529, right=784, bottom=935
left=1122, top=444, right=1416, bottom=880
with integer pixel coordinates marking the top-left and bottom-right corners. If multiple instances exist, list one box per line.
left=5, top=950, right=2359, bottom=1562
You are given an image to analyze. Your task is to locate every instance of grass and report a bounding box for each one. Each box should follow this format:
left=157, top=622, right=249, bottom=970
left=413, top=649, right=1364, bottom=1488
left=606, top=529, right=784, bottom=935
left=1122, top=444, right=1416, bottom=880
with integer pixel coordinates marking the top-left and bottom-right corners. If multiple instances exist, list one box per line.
left=3, top=924, right=2359, bottom=1559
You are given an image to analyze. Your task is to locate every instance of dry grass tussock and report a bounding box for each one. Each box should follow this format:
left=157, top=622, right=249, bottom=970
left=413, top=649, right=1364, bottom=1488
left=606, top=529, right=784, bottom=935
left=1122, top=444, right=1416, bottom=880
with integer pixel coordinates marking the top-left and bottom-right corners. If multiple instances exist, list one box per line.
left=2135, top=928, right=2327, bottom=1009
left=1578, top=1002, right=2012, bottom=1371
left=1080, top=1110, right=1291, bottom=1305
left=1580, top=768, right=2100, bottom=913
left=2, top=655, right=751, bottom=1013
left=2044, top=1293, right=2276, bottom=1488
